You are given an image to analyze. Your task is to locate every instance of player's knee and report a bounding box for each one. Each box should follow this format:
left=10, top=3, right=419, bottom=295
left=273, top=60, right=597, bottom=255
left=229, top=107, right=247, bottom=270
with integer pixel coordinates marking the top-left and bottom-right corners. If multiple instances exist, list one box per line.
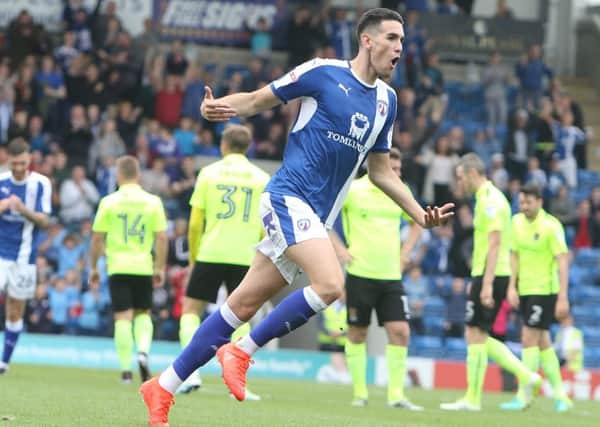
left=312, top=270, right=344, bottom=305
left=348, top=327, right=367, bottom=343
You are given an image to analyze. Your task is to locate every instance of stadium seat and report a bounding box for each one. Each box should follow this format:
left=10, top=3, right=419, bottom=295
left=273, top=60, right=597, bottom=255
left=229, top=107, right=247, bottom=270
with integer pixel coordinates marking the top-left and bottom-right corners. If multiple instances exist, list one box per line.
left=581, top=326, right=600, bottom=346
left=424, top=297, right=446, bottom=317
left=444, top=338, right=467, bottom=360
left=413, top=336, right=444, bottom=358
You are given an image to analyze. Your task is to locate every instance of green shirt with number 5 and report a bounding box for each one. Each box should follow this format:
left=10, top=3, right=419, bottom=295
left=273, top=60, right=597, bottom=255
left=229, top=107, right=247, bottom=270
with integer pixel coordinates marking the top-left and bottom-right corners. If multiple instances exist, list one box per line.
left=92, top=183, right=167, bottom=275
left=189, top=154, right=270, bottom=266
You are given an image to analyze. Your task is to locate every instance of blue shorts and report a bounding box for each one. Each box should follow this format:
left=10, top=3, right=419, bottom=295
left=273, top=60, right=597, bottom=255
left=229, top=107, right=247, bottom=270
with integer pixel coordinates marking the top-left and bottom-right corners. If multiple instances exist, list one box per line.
left=256, top=192, right=328, bottom=283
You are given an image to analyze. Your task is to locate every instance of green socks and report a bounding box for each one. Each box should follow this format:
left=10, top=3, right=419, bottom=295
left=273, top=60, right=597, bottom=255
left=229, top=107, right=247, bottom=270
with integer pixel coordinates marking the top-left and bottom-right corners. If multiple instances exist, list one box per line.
left=133, top=313, right=153, bottom=355
left=386, top=345, right=408, bottom=403
left=540, top=347, right=567, bottom=399
left=345, top=341, right=368, bottom=400
left=179, top=313, right=200, bottom=349
left=466, top=344, right=488, bottom=405
left=486, top=337, right=531, bottom=384
left=114, top=319, right=133, bottom=371
left=231, top=322, right=251, bottom=342
left=515, top=346, right=540, bottom=400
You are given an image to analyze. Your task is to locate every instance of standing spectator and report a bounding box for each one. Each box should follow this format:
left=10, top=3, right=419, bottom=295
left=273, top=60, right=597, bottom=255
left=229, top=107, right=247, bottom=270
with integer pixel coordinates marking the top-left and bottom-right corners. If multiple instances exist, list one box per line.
left=66, top=1, right=103, bottom=53
left=132, top=18, right=160, bottom=69
left=35, top=55, right=66, bottom=130
left=26, top=283, right=53, bottom=334
left=6, top=10, right=48, bottom=67
left=505, top=109, right=534, bottom=180
left=54, top=31, right=80, bottom=72
left=116, top=101, right=141, bottom=152
left=77, top=279, right=109, bottom=336
left=441, top=278, right=467, bottom=338
left=417, top=52, right=446, bottom=120
left=165, top=40, right=189, bottom=78
left=404, top=266, right=428, bottom=335
left=181, top=66, right=205, bottom=123
left=250, top=16, right=272, bottom=59
left=141, top=157, right=170, bottom=200
left=524, top=156, right=547, bottom=189
left=535, top=97, right=557, bottom=170
left=555, top=111, right=586, bottom=188
left=419, top=135, right=458, bottom=206
left=62, top=104, right=94, bottom=168
left=173, top=117, right=198, bottom=157
left=59, top=165, right=100, bottom=225
left=286, top=5, right=320, bottom=67
left=155, top=76, right=183, bottom=129
left=483, top=52, right=509, bottom=126
left=515, top=44, right=553, bottom=110
left=168, top=218, right=189, bottom=268
left=490, top=153, right=509, bottom=192
left=326, top=8, right=353, bottom=60
left=88, top=118, right=126, bottom=173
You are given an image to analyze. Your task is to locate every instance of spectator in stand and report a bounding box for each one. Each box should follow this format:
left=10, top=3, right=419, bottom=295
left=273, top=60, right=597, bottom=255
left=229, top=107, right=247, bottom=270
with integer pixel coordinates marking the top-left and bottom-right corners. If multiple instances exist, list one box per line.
left=81, top=63, right=107, bottom=109
left=56, top=232, right=85, bottom=277
left=168, top=218, right=189, bottom=268
left=6, top=10, right=50, bottom=67
left=169, top=156, right=197, bottom=216
left=524, top=156, right=547, bottom=190
left=418, top=52, right=446, bottom=120
left=25, top=282, right=53, bottom=334
left=505, top=109, right=534, bottom=181
left=441, top=278, right=467, bottom=338
left=7, top=110, right=29, bottom=142
left=449, top=204, right=473, bottom=282
left=62, top=104, right=94, bottom=168
left=64, top=54, right=88, bottom=105
left=549, top=185, right=577, bottom=226
left=546, top=154, right=567, bottom=198
left=507, top=178, right=521, bottom=214
left=48, top=277, right=72, bottom=334
left=573, top=199, right=592, bottom=249
left=133, top=17, right=160, bottom=67
left=325, top=7, right=353, bottom=60
left=77, top=278, right=109, bottom=336
left=419, top=135, right=459, bottom=207
left=490, top=153, right=509, bottom=193
left=35, top=55, right=67, bottom=130
left=59, top=165, right=100, bottom=225
left=181, top=66, right=205, bottom=123
left=470, top=129, right=495, bottom=168
left=241, top=58, right=266, bottom=93
left=397, top=88, right=417, bottom=131
left=95, top=154, right=117, bottom=197
left=88, top=118, right=126, bottom=173
left=437, top=0, right=462, bottom=14
left=250, top=16, right=272, bottom=59
left=286, top=5, right=321, bottom=67
left=483, top=51, right=509, bottom=127
left=55, top=31, right=80, bottom=72
left=515, top=44, right=553, bottom=110
left=173, top=117, right=198, bottom=157
left=255, top=122, right=286, bottom=160
left=555, top=110, right=586, bottom=188
left=196, top=129, right=220, bottom=157
left=535, top=97, right=557, bottom=170
left=404, top=266, right=428, bottom=335
left=65, top=0, right=103, bottom=53
left=151, top=128, right=179, bottom=175
left=166, top=40, right=189, bottom=79
left=29, top=114, right=50, bottom=154
left=156, top=75, right=183, bottom=129
left=402, top=10, right=427, bottom=89
left=590, top=186, right=600, bottom=214
left=14, top=64, right=37, bottom=115
left=141, top=157, right=170, bottom=200
left=116, top=101, right=141, bottom=151
left=494, top=0, right=514, bottom=19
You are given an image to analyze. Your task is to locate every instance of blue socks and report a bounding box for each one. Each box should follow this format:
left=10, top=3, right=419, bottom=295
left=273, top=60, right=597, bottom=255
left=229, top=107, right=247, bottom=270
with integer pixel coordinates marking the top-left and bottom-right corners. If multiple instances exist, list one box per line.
left=249, top=287, right=328, bottom=347
left=3, top=320, right=23, bottom=365
left=172, top=304, right=242, bottom=380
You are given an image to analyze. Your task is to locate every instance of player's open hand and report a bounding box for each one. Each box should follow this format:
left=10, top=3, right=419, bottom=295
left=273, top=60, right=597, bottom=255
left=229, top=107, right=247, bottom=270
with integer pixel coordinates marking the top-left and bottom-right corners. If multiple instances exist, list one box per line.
left=555, top=296, right=570, bottom=321
left=200, top=86, right=236, bottom=122
left=423, top=203, right=454, bottom=228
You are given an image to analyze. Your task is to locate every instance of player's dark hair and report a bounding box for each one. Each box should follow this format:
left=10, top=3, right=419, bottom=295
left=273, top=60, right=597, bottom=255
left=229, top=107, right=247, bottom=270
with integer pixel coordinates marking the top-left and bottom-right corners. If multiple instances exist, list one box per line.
left=389, top=147, right=402, bottom=160
left=7, top=138, right=30, bottom=156
left=116, top=155, right=140, bottom=180
left=520, top=183, right=543, bottom=199
left=222, top=125, right=252, bottom=154
left=356, top=8, right=403, bottom=40
left=457, top=153, right=486, bottom=175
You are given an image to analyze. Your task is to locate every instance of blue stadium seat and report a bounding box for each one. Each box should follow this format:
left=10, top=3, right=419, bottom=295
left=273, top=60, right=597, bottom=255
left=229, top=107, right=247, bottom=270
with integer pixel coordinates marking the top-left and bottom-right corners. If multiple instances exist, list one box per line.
left=444, top=337, right=467, bottom=360
left=424, top=297, right=446, bottom=317
left=582, top=326, right=600, bottom=346
left=572, top=305, right=595, bottom=325
left=413, top=336, right=443, bottom=358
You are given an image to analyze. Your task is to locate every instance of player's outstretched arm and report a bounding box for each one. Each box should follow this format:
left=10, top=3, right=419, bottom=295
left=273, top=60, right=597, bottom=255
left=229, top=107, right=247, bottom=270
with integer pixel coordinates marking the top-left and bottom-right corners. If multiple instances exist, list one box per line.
left=200, top=85, right=282, bottom=121
left=367, top=152, right=454, bottom=228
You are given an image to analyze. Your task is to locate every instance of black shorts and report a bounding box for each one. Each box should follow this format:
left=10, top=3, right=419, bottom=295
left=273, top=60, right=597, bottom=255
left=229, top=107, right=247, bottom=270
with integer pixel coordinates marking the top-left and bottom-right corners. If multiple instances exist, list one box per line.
left=466, top=276, right=509, bottom=332
left=345, top=273, right=409, bottom=327
left=109, top=274, right=153, bottom=312
left=186, top=262, right=248, bottom=303
left=519, top=294, right=557, bottom=330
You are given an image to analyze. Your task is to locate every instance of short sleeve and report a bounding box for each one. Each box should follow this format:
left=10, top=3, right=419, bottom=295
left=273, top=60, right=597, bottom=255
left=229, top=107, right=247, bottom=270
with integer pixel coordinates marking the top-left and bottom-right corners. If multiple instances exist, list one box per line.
left=270, top=59, right=325, bottom=103
left=36, top=176, right=52, bottom=214
left=370, top=88, right=397, bottom=153
left=92, top=198, right=109, bottom=232
left=549, top=220, right=568, bottom=256
left=189, top=170, right=208, bottom=209
left=484, top=199, right=504, bottom=233
left=153, top=198, right=168, bottom=232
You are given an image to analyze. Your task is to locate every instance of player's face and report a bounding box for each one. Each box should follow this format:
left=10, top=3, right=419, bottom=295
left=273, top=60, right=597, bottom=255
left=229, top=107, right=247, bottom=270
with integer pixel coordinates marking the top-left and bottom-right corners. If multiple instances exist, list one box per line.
left=9, top=152, right=30, bottom=181
left=368, top=20, right=404, bottom=79
left=519, top=193, right=542, bottom=219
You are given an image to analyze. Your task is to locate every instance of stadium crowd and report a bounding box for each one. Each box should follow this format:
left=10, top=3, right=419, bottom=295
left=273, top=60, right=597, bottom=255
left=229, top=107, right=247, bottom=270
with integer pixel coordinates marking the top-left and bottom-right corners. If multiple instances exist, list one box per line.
left=0, top=1, right=598, bottom=367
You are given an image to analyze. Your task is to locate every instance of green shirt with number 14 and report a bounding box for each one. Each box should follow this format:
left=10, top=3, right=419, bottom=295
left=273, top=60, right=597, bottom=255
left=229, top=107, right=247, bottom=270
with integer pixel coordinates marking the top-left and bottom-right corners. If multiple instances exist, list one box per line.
left=92, top=183, right=167, bottom=276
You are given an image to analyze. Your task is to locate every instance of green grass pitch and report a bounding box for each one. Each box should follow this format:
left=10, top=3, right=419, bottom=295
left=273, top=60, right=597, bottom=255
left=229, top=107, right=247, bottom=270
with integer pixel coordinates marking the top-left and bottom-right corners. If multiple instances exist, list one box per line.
left=1, top=364, right=598, bottom=426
